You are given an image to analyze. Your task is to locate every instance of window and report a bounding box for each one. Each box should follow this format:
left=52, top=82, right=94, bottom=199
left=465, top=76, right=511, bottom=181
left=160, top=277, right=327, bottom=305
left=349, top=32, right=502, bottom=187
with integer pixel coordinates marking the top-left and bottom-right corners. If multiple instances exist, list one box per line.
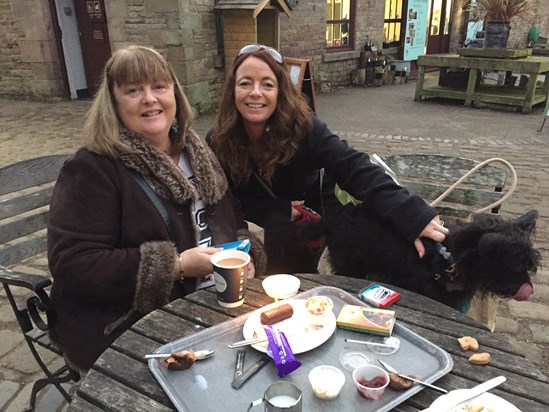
left=326, top=0, right=353, bottom=50
left=384, top=0, right=403, bottom=47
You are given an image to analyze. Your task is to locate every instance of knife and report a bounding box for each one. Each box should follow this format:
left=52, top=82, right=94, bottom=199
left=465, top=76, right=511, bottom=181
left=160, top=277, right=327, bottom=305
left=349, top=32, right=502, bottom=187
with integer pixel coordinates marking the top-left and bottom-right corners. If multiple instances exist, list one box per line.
left=234, top=350, right=246, bottom=379
left=420, top=375, right=507, bottom=411
left=228, top=337, right=268, bottom=349
left=231, top=356, right=270, bottom=389
left=378, top=359, right=448, bottom=393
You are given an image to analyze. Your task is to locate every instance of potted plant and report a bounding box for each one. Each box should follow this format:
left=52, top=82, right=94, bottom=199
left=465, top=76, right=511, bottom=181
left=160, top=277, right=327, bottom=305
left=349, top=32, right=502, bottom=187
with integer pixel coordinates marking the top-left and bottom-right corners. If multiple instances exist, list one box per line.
left=469, top=0, right=531, bottom=49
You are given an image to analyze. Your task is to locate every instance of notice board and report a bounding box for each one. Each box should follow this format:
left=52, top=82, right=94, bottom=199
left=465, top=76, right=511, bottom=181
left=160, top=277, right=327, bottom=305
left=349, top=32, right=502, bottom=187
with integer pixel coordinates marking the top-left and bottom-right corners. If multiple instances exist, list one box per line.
left=285, top=57, right=317, bottom=113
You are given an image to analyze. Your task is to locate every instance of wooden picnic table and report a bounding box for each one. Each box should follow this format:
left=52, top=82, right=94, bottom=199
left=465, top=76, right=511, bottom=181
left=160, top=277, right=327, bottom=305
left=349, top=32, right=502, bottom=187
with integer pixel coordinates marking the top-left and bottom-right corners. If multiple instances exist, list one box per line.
left=68, top=273, right=549, bottom=411
left=414, top=53, right=549, bottom=113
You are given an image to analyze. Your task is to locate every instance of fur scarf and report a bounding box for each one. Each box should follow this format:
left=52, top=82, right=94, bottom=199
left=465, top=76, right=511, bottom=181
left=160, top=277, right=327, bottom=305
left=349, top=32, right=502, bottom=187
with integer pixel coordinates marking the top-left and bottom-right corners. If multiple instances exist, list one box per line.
left=119, top=127, right=228, bottom=205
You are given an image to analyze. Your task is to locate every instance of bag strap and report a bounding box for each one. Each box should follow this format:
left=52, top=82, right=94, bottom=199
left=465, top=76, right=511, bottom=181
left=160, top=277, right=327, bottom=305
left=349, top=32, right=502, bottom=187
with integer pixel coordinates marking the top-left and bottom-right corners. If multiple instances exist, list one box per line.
left=128, top=169, right=175, bottom=240
left=252, top=170, right=277, bottom=199
left=252, top=168, right=326, bottom=216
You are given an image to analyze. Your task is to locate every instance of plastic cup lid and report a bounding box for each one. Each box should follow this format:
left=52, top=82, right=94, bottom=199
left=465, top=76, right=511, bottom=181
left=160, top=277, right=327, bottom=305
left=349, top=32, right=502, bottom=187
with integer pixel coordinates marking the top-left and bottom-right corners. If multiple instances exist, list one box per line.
left=339, top=350, right=373, bottom=371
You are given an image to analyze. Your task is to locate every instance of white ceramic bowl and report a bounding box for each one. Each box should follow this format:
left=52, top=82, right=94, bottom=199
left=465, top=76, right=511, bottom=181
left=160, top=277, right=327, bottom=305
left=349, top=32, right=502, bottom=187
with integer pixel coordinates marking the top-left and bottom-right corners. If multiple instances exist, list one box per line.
left=308, top=365, right=346, bottom=400
left=262, top=274, right=300, bottom=299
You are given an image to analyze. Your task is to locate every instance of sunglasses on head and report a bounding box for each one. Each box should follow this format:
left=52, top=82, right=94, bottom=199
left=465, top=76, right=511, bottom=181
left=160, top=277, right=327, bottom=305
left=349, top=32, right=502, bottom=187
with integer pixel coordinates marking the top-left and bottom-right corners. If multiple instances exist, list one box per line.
left=237, top=44, right=284, bottom=64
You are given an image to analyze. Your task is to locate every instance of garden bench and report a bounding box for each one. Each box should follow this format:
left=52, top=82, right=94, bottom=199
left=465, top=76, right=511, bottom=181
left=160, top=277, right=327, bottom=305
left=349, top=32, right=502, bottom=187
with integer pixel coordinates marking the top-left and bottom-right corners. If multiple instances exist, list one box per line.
left=0, top=154, right=79, bottom=411
left=380, top=153, right=508, bottom=218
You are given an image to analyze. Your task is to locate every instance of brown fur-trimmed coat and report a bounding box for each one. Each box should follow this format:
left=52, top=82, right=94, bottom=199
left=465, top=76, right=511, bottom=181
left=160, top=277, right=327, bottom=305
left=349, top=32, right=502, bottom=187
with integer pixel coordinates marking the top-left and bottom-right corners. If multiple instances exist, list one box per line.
left=48, top=129, right=265, bottom=371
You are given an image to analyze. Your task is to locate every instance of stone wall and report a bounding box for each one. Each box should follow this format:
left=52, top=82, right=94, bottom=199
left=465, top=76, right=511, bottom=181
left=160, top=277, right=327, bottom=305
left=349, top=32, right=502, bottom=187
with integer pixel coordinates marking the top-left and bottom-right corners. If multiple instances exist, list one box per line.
left=279, top=0, right=384, bottom=92
left=452, top=0, right=549, bottom=50
left=0, top=0, right=64, bottom=100
left=105, top=0, right=225, bottom=116
left=508, top=0, right=549, bottom=48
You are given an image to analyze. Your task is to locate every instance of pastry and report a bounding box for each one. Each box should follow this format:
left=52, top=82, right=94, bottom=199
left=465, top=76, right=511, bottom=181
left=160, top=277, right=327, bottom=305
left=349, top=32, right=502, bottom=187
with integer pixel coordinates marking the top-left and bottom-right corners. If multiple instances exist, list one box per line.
left=160, top=350, right=197, bottom=370
left=260, top=303, right=294, bottom=325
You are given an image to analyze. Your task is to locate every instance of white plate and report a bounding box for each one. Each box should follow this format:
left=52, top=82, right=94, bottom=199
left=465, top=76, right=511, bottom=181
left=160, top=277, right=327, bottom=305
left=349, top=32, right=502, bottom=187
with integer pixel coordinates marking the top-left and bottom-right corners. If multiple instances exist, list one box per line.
left=429, top=390, right=522, bottom=412
left=242, top=299, right=336, bottom=354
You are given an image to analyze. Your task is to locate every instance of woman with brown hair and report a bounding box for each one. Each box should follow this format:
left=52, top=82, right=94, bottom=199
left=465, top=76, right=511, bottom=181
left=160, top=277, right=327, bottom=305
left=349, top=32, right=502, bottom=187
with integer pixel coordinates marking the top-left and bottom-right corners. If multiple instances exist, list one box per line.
left=209, top=44, right=447, bottom=274
left=47, top=45, right=265, bottom=372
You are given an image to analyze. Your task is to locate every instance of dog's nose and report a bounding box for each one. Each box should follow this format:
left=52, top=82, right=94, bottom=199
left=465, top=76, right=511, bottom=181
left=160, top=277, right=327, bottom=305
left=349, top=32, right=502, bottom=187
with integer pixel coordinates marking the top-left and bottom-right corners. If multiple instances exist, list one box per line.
left=513, top=283, right=533, bottom=301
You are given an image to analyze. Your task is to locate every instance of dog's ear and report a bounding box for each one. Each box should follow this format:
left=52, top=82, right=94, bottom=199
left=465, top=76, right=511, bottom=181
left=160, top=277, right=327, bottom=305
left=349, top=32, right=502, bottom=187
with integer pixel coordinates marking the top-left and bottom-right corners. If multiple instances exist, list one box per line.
left=515, top=210, right=538, bottom=235
left=478, top=232, right=512, bottom=257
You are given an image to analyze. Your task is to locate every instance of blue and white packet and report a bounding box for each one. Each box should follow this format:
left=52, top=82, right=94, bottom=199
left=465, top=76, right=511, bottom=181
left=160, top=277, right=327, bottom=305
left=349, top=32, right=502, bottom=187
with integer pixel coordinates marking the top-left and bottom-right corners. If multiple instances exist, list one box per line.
left=213, top=239, right=251, bottom=253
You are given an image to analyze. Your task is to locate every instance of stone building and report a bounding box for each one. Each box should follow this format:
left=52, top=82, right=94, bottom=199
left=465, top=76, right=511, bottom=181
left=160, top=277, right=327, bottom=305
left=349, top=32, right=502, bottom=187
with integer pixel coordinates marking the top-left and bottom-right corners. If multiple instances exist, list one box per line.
left=1, top=0, right=547, bottom=115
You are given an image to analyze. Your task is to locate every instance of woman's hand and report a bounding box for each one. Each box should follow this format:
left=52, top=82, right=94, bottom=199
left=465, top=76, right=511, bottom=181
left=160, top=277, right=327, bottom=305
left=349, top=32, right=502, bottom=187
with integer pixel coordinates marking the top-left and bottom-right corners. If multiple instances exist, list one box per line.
left=414, top=216, right=449, bottom=258
left=177, top=247, right=222, bottom=279
left=246, top=261, right=256, bottom=278
left=290, top=200, right=305, bottom=221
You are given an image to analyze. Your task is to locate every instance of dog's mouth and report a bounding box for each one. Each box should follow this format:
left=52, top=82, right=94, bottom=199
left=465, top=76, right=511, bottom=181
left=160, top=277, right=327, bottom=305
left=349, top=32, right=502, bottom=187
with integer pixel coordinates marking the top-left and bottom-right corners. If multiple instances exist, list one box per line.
left=513, top=283, right=533, bottom=301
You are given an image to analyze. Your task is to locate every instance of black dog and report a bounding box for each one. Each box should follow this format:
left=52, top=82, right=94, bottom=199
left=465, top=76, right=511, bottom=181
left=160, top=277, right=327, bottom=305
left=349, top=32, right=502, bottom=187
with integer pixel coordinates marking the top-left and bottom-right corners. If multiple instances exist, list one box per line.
left=303, top=207, right=541, bottom=311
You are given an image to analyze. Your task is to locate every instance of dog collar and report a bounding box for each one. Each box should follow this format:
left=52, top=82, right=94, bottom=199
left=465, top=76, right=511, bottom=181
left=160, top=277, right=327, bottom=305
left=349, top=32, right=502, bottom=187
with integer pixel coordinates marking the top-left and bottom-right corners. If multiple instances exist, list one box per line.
left=435, top=242, right=454, bottom=265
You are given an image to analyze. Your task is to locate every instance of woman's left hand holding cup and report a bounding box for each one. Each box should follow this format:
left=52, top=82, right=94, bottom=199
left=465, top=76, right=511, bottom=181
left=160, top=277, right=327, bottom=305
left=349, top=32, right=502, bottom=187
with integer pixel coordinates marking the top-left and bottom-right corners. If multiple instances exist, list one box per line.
left=177, top=247, right=222, bottom=279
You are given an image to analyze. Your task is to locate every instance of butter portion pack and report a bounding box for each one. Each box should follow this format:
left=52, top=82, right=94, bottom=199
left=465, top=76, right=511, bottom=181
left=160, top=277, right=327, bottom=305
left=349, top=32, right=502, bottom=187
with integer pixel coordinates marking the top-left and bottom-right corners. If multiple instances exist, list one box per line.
left=336, top=304, right=396, bottom=336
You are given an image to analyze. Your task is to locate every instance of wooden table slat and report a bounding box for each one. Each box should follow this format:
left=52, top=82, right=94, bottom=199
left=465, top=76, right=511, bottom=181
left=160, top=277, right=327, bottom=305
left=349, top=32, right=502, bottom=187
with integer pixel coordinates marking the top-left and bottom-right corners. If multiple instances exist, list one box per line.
left=78, top=369, right=173, bottom=412
left=94, top=348, right=173, bottom=407
left=131, top=309, right=208, bottom=344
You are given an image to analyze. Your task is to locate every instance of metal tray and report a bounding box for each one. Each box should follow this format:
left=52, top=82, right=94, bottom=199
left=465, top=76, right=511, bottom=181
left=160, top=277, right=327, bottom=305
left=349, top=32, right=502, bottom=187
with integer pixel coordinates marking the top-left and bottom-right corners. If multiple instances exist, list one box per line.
left=149, top=286, right=453, bottom=412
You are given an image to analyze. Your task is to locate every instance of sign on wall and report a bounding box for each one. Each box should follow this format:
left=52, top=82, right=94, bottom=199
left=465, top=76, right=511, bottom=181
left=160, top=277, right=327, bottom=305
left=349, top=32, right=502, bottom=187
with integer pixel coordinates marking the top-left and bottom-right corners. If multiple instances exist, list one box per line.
left=403, top=0, right=429, bottom=61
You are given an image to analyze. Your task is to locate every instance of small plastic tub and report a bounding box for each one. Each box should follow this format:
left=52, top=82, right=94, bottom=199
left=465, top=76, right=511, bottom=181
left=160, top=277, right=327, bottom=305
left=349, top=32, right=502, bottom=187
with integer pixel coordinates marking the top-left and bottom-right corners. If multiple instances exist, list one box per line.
left=305, top=296, right=333, bottom=316
left=308, top=365, right=345, bottom=400
left=352, top=364, right=390, bottom=400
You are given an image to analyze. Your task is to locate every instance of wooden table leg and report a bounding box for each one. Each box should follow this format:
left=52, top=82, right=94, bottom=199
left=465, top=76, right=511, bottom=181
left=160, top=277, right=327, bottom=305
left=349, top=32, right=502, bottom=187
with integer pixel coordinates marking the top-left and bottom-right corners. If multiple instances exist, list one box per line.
left=465, top=68, right=478, bottom=106
left=522, top=74, right=538, bottom=113
left=542, top=71, right=549, bottom=102
left=414, top=65, right=426, bottom=101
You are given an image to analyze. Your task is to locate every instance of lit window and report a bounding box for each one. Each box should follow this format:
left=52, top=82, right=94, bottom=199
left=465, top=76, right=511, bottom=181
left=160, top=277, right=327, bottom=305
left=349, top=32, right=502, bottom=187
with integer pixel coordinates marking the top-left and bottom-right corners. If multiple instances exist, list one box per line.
left=326, top=0, right=354, bottom=50
left=384, top=0, right=403, bottom=46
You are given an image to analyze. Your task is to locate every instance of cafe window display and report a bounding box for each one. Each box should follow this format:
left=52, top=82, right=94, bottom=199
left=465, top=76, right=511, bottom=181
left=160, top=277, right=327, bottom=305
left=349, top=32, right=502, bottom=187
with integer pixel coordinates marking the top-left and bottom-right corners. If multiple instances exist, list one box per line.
left=326, top=0, right=354, bottom=49
left=384, top=0, right=404, bottom=47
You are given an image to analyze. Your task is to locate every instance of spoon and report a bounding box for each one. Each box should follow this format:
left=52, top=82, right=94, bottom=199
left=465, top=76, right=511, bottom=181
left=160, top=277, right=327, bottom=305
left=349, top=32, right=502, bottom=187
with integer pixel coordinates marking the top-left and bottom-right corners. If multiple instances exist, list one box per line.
left=144, top=349, right=215, bottom=360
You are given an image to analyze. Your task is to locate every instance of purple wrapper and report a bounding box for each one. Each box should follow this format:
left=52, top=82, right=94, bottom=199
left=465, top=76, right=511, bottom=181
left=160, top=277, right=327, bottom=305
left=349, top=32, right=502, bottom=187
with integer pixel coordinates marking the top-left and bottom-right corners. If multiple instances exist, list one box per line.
left=264, top=325, right=302, bottom=377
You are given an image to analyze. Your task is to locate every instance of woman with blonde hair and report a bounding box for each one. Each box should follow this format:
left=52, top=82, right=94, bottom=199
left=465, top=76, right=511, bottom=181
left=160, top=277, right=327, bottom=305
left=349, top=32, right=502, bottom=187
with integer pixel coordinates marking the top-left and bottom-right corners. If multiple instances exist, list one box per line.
left=209, top=44, right=446, bottom=274
left=48, top=45, right=265, bottom=372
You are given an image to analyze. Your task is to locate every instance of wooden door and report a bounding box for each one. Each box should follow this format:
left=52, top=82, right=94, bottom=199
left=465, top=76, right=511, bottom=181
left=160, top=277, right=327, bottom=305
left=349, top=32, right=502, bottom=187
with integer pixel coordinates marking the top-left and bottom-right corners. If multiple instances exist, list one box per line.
left=73, top=0, right=111, bottom=94
left=426, top=0, right=452, bottom=54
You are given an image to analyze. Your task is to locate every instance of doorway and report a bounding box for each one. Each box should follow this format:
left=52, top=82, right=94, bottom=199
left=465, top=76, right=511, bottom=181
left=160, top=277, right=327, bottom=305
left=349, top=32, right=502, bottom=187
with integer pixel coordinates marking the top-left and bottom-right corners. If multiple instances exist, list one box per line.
left=54, top=0, right=87, bottom=99
left=426, top=0, right=452, bottom=54
left=72, top=0, right=112, bottom=95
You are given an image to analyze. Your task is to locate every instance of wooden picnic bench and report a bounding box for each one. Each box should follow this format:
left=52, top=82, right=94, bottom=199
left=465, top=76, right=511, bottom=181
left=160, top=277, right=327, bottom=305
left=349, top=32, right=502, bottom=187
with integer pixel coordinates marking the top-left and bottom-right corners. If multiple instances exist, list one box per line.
left=415, top=53, right=549, bottom=113
left=0, top=154, right=79, bottom=411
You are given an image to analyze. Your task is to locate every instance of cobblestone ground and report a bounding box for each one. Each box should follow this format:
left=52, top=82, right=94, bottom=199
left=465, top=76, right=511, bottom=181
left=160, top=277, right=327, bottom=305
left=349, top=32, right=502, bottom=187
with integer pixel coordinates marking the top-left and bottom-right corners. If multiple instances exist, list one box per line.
left=1, top=75, right=548, bottom=410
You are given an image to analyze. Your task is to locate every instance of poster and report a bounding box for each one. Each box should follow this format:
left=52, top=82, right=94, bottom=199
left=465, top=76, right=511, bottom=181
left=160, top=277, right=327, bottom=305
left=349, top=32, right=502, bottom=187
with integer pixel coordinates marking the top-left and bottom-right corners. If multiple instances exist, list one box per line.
left=404, top=0, right=429, bottom=61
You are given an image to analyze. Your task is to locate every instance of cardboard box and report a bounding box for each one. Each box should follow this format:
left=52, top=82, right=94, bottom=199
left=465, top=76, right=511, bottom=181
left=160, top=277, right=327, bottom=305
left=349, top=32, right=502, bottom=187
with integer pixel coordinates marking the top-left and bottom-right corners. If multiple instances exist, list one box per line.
left=336, top=304, right=396, bottom=336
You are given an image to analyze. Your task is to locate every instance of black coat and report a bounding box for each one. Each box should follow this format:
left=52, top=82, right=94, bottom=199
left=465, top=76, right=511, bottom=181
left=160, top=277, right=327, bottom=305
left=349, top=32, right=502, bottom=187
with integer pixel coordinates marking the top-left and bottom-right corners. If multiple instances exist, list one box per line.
left=212, top=116, right=437, bottom=273
left=48, top=130, right=265, bottom=371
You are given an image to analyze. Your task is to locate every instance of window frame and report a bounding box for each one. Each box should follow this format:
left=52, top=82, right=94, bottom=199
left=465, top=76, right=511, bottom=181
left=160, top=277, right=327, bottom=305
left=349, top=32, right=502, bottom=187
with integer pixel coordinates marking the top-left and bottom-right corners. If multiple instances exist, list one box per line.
left=326, top=0, right=355, bottom=52
left=384, top=0, right=406, bottom=48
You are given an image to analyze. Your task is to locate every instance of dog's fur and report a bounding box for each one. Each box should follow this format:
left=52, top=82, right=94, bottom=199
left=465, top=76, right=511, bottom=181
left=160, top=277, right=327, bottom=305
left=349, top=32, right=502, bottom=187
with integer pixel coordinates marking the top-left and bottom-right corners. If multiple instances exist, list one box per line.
left=302, top=207, right=541, bottom=310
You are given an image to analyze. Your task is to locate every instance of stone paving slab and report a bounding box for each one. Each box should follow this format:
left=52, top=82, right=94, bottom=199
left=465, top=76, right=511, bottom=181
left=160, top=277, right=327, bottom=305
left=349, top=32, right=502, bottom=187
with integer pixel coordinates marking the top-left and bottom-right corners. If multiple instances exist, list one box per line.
left=1, top=76, right=548, bottom=410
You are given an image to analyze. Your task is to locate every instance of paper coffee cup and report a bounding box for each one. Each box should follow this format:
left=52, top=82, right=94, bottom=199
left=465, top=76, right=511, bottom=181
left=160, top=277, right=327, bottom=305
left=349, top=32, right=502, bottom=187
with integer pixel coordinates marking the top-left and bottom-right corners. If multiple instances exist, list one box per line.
left=211, top=250, right=250, bottom=308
